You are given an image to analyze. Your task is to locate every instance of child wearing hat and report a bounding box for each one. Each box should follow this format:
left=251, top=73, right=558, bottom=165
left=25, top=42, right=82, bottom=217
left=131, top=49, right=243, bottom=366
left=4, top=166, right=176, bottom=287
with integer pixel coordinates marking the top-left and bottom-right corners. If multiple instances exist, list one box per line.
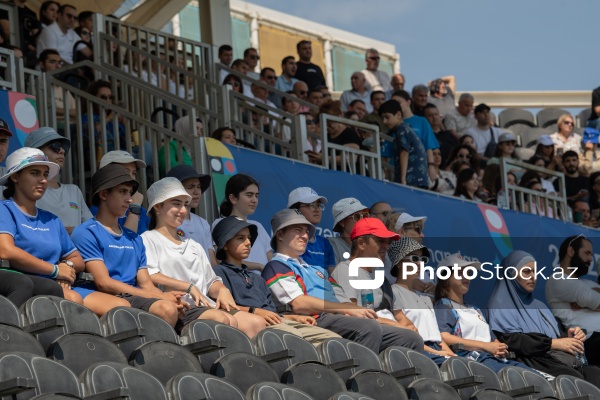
left=141, top=178, right=265, bottom=337
left=213, top=216, right=340, bottom=344
left=0, top=147, right=83, bottom=306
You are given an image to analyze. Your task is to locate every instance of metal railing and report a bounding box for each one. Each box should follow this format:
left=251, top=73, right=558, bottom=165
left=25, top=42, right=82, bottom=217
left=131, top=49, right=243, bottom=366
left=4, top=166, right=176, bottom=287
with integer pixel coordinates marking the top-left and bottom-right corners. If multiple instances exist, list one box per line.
left=499, top=158, right=568, bottom=221
left=0, top=47, right=17, bottom=91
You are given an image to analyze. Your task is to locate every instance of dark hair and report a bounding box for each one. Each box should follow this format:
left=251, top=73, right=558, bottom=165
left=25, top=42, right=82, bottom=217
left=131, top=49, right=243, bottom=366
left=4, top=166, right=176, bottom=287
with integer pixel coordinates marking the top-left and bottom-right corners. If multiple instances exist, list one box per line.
left=148, top=207, right=158, bottom=230
left=218, top=44, right=233, bottom=56
left=434, top=277, right=452, bottom=301
left=243, top=47, right=257, bottom=58
left=344, top=111, right=358, bottom=120
left=494, top=139, right=517, bottom=159
left=2, top=179, right=15, bottom=199
left=562, top=150, right=578, bottom=162
left=308, top=88, right=322, bottom=98
left=39, top=1, right=60, bottom=25
left=219, top=174, right=260, bottom=217
left=588, top=171, right=600, bottom=208
left=319, top=99, right=342, bottom=118
left=370, top=90, right=385, bottom=102
left=519, top=170, right=540, bottom=188
left=424, top=103, right=438, bottom=112
left=349, top=99, right=365, bottom=108
left=392, top=90, right=411, bottom=102
left=559, top=235, right=591, bottom=262
left=454, top=168, right=477, bottom=199
left=211, top=127, right=235, bottom=141
left=411, top=84, right=428, bottom=95
left=231, top=59, right=246, bottom=69
left=58, top=4, right=76, bottom=15
left=281, top=56, right=295, bottom=66
left=481, top=164, right=501, bottom=198
left=78, top=11, right=93, bottom=24
left=260, top=67, right=275, bottom=77
left=378, top=99, right=402, bottom=117
left=87, top=79, right=111, bottom=97
left=446, top=144, right=480, bottom=174
left=296, top=40, right=311, bottom=52
left=534, top=142, right=554, bottom=159
left=223, top=74, right=243, bottom=94
left=528, top=155, right=547, bottom=167
left=39, top=49, right=60, bottom=63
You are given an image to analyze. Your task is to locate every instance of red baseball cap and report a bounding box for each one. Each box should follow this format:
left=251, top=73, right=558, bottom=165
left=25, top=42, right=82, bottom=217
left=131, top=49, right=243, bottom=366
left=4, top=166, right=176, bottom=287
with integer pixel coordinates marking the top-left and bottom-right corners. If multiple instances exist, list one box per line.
left=350, top=217, right=400, bottom=241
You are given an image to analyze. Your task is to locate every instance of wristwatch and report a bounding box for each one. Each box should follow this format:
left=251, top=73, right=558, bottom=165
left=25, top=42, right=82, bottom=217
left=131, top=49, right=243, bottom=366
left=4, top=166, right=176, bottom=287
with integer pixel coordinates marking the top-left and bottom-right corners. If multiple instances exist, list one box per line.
left=60, top=259, right=74, bottom=269
left=248, top=306, right=256, bottom=314
left=129, top=204, right=142, bottom=216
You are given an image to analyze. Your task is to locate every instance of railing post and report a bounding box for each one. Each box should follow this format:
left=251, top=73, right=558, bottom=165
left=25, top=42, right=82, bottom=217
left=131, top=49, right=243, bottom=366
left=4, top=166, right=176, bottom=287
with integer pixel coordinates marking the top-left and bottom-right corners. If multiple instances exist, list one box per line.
left=292, top=113, right=308, bottom=162
left=320, top=113, right=330, bottom=170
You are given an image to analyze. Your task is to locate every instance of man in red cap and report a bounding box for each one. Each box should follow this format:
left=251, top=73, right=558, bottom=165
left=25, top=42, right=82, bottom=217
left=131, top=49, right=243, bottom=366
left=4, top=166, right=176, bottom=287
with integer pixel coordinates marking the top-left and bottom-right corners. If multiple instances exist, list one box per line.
left=331, top=218, right=418, bottom=332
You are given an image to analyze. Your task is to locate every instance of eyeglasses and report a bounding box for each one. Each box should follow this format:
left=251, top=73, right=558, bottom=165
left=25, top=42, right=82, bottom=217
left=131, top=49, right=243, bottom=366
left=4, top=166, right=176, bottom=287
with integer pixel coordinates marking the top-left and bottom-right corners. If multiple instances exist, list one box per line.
left=297, top=91, right=307, bottom=95
left=265, top=75, right=276, bottom=80
left=81, top=31, right=90, bottom=35
left=248, top=55, right=260, bottom=60
left=563, top=121, right=574, bottom=126
left=99, top=94, right=114, bottom=101
left=403, top=255, right=429, bottom=264
left=305, top=120, right=315, bottom=125
left=368, top=56, right=380, bottom=61
left=227, top=81, right=241, bottom=88
left=371, top=210, right=392, bottom=218
left=7, top=154, right=48, bottom=174
left=403, top=225, right=423, bottom=234
left=47, top=141, right=69, bottom=155
left=300, top=202, right=325, bottom=211
left=351, top=212, right=370, bottom=222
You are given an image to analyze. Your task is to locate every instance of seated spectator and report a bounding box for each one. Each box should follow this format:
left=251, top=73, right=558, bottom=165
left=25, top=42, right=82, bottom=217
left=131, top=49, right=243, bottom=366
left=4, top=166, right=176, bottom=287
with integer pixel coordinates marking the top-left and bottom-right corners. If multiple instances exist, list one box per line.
left=445, top=144, right=481, bottom=177
left=295, top=40, right=326, bottom=90
left=328, top=197, right=370, bottom=264
left=379, top=99, right=428, bottom=188
left=444, top=93, right=476, bottom=139
left=142, top=178, right=265, bottom=337
left=385, top=73, right=405, bottom=99
left=410, top=84, right=429, bottom=117
left=388, top=239, right=455, bottom=363
left=480, top=164, right=501, bottom=204
left=344, top=111, right=359, bottom=121
left=551, top=114, right=582, bottom=157
left=527, top=155, right=557, bottom=195
left=581, top=127, right=600, bottom=175
left=260, top=67, right=281, bottom=109
left=534, top=134, right=563, bottom=172
left=369, top=201, right=392, bottom=222
left=465, top=103, right=503, bottom=162
left=81, top=80, right=127, bottom=158
left=213, top=216, right=339, bottom=344
left=454, top=168, right=482, bottom=202
left=0, top=119, right=11, bottom=177
left=166, top=165, right=216, bottom=264
left=24, top=128, right=91, bottom=234
left=424, top=104, right=457, bottom=168
left=36, top=4, right=92, bottom=65
left=587, top=86, right=600, bottom=132
left=0, top=0, right=38, bottom=66
left=223, top=73, right=244, bottom=94
left=347, top=99, right=368, bottom=120
left=212, top=127, right=238, bottom=146
left=38, top=49, right=76, bottom=118
left=39, top=1, right=60, bottom=28
left=488, top=250, right=600, bottom=383
left=243, top=47, right=260, bottom=79
left=74, top=26, right=91, bottom=44
left=545, top=236, right=600, bottom=367
left=487, top=132, right=519, bottom=165
left=0, top=147, right=83, bottom=305
left=361, top=90, right=386, bottom=133
left=317, top=85, right=332, bottom=102
left=571, top=200, right=599, bottom=227
left=427, top=76, right=456, bottom=118
left=158, top=115, right=200, bottom=176
left=340, top=72, right=372, bottom=113
left=231, top=59, right=252, bottom=97
left=90, top=151, right=149, bottom=235
left=307, top=88, right=324, bottom=109
left=518, top=172, right=554, bottom=217
left=288, top=187, right=335, bottom=271
left=429, top=148, right=456, bottom=195
left=251, top=82, right=276, bottom=109
left=588, top=171, right=600, bottom=212
left=302, top=112, right=321, bottom=153
left=292, top=81, right=309, bottom=102
left=459, top=133, right=477, bottom=150
left=275, top=56, right=298, bottom=93
left=212, top=174, right=272, bottom=272
left=262, top=209, right=423, bottom=353
left=362, top=48, right=391, bottom=92
left=434, top=253, right=538, bottom=373
left=555, top=150, right=589, bottom=205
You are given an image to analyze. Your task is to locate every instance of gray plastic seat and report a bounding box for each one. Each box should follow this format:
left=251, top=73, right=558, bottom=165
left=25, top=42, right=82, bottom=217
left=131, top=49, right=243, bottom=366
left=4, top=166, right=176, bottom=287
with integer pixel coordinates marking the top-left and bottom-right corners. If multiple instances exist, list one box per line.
left=318, top=338, right=383, bottom=382
left=282, top=361, right=347, bottom=400
left=210, top=352, right=279, bottom=393
left=347, top=369, right=408, bottom=400
left=537, top=108, right=568, bottom=129
left=577, top=108, right=592, bottom=128
left=328, top=393, right=376, bottom=400
left=498, top=109, right=536, bottom=129
left=407, top=378, right=461, bottom=400
left=0, top=351, right=83, bottom=399
left=129, top=341, right=203, bottom=385
left=100, top=306, right=178, bottom=358
left=0, top=294, right=22, bottom=327
left=166, top=372, right=245, bottom=400
left=498, top=366, right=557, bottom=400
left=20, top=296, right=103, bottom=352
left=247, top=382, right=315, bottom=400
left=440, top=357, right=503, bottom=400
left=379, top=346, right=442, bottom=388
left=80, top=361, right=168, bottom=400
left=552, top=374, right=600, bottom=399
left=254, top=328, right=321, bottom=378
left=0, top=296, right=45, bottom=356
left=520, top=127, right=550, bottom=148
left=47, top=332, right=128, bottom=376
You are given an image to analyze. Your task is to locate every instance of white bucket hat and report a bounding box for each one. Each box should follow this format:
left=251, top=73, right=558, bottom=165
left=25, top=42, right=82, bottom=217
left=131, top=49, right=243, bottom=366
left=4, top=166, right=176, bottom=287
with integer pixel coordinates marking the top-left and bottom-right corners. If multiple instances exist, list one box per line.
left=0, top=147, right=60, bottom=185
left=332, top=197, right=369, bottom=231
left=146, top=177, right=192, bottom=215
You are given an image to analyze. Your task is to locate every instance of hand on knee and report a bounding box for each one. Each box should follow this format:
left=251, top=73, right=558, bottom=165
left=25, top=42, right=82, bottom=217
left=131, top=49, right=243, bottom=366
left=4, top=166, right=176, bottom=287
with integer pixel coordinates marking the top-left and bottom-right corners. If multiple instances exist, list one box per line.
left=200, top=309, right=231, bottom=325
left=64, top=289, right=84, bottom=305
left=150, top=300, right=179, bottom=327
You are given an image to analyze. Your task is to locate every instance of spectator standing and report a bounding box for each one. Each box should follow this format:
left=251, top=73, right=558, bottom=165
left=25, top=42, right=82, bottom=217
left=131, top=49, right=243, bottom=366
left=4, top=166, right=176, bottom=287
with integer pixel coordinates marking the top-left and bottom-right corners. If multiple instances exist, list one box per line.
left=275, top=56, right=299, bottom=93
left=410, top=85, right=429, bottom=117
left=243, top=47, right=260, bottom=79
left=428, top=76, right=456, bottom=118
left=260, top=67, right=282, bottom=109
left=586, top=85, right=600, bottom=132
left=39, top=1, right=60, bottom=28
left=218, top=44, right=234, bottom=83
left=295, top=40, right=326, bottom=90
left=424, top=103, right=457, bottom=167
left=465, top=103, right=503, bottom=161
left=361, top=90, right=386, bottom=133
left=444, top=93, right=476, bottom=139
left=362, top=48, right=392, bottom=92
left=340, top=72, right=372, bottom=113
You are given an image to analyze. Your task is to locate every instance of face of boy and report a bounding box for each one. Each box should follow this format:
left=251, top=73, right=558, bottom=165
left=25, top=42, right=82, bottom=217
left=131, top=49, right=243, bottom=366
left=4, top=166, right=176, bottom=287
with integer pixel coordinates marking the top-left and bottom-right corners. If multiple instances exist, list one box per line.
left=224, top=227, right=253, bottom=261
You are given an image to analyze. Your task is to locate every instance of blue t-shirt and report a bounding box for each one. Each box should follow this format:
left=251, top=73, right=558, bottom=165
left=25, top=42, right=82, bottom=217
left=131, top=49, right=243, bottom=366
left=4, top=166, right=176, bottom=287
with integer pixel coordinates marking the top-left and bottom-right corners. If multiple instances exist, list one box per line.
left=72, top=218, right=147, bottom=287
left=387, top=123, right=428, bottom=188
left=301, top=235, right=336, bottom=270
left=404, top=115, right=439, bottom=151
left=89, top=205, right=149, bottom=235
left=214, top=262, right=277, bottom=312
left=0, top=199, right=76, bottom=265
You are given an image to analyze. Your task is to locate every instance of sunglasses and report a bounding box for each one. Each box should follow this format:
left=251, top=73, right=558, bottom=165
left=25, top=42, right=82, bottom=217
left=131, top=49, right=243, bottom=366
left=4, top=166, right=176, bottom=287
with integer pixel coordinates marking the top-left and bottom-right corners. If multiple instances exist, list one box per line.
left=563, top=121, right=574, bottom=126
left=297, top=91, right=307, bottom=95
left=371, top=210, right=392, bottom=218
left=48, top=141, right=69, bottom=155
left=248, top=55, right=260, bottom=60
left=403, top=255, right=429, bottom=264
left=351, top=212, right=370, bottom=222
left=99, top=94, right=115, bottom=101
left=305, top=120, right=315, bottom=125
left=227, top=81, right=241, bottom=87
left=403, top=225, right=423, bottom=234
left=368, top=56, right=380, bottom=60
left=265, top=75, right=276, bottom=80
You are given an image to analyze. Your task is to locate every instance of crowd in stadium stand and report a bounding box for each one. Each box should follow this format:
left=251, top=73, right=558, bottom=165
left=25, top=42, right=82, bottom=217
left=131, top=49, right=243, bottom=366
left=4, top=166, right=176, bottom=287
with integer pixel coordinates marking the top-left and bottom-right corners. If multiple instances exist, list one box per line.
left=2, top=2, right=600, bottom=388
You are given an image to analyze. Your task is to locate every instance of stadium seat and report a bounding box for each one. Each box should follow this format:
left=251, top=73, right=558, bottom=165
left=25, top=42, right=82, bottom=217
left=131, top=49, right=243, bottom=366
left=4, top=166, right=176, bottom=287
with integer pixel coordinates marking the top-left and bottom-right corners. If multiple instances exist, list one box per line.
left=281, top=361, right=347, bottom=399
left=328, top=393, right=376, bottom=400
left=29, top=395, right=83, bottom=399
left=406, top=378, right=461, bottom=400
left=379, top=346, right=444, bottom=388
left=537, top=108, right=568, bottom=129
left=498, top=109, right=536, bottom=129
left=346, top=369, right=408, bottom=400
left=0, top=294, right=22, bottom=327
left=0, top=351, right=83, bottom=399
left=129, top=341, right=203, bottom=385
left=519, top=127, right=550, bottom=148
left=552, top=374, right=600, bottom=399
left=20, top=295, right=103, bottom=352
left=166, top=372, right=245, bottom=400
left=254, top=328, right=322, bottom=378
left=247, top=382, right=315, bottom=400
left=0, top=296, right=45, bottom=356
left=100, top=306, right=176, bottom=359
left=47, top=332, right=128, bottom=376
left=440, top=357, right=503, bottom=400
left=210, top=352, right=279, bottom=393
left=317, top=338, right=383, bottom=382
left=576, top=108, right=592, bottom=128
left=498, top=366, right=557, bottom=399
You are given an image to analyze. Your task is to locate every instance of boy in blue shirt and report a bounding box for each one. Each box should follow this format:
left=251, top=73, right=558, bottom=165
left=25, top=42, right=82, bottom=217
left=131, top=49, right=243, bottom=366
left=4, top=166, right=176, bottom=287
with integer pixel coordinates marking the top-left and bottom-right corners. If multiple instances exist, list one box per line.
left=379, top=100, right=428, bottom=188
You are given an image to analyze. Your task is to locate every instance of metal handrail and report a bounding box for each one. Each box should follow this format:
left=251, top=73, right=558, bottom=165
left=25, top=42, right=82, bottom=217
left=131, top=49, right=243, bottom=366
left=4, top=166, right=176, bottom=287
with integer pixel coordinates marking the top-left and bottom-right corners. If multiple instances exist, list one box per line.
left=0, top=47, right=17, bottom=91
left=499, top=157, right=568, bottom=221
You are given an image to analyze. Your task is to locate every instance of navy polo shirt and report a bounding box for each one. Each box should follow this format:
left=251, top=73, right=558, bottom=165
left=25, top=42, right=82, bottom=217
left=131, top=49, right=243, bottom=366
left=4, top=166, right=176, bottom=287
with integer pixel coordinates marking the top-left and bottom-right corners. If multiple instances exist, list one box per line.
left=213, top=262, right=277, bottom=312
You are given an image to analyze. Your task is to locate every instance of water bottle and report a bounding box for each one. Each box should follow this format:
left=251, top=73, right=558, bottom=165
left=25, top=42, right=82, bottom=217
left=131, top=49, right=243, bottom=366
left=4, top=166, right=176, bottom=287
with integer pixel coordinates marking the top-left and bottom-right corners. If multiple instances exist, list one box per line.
left=467, top=351, right=480, bottom=361
left=497, top=190, right=508, bottom=209
left=360, top=289, right=374, bottom=310
left=575, top=346, right=589, bottom=367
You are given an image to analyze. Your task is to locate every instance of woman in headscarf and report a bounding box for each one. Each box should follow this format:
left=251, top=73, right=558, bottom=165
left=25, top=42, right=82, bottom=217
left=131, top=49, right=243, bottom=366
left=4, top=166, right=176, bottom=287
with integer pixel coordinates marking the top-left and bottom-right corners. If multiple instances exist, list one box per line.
left=158, top=115, right=201, bottom=176
left=487, top=250, right=600, bottom=384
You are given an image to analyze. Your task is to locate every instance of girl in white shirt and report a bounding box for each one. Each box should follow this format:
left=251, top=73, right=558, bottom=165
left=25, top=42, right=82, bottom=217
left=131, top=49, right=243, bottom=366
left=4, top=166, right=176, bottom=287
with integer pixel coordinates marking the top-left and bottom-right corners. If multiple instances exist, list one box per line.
left=142, top=177, right=266, bottom=338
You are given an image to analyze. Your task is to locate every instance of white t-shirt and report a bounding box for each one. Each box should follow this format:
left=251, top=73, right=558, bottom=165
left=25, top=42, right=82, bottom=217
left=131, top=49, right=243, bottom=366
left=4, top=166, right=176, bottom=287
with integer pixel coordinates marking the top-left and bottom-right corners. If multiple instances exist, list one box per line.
left=331, top=260, right=384, bottom=308
left=464, top=126, right=503, bottom=156
left=392, top=283, right=442, bottom=343
left=36, top=22, right=86, bottom=64
left=179, top=213, right=214, bottom=258
left=212, top=217, right=272, bottom=269
left=450, top=301, right=492, bottom=342
left=36, top=183, right=92, bottom=228
left=362, top=69, right=392, bottom=92
left=141, top=230, right=222, bottom=306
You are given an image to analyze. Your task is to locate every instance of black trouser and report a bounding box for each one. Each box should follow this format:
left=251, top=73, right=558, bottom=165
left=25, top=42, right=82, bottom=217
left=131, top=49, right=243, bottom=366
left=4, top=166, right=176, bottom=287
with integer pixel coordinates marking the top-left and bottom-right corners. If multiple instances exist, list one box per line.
left=0, top=271, right=63, bottom=307
left=585, top=331, right=600, bottom=367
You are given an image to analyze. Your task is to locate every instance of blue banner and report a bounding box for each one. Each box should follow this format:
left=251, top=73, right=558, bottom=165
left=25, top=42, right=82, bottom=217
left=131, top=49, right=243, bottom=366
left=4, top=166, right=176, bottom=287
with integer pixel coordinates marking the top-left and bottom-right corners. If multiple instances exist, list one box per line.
left=223, top=144, right=599, bottom=309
